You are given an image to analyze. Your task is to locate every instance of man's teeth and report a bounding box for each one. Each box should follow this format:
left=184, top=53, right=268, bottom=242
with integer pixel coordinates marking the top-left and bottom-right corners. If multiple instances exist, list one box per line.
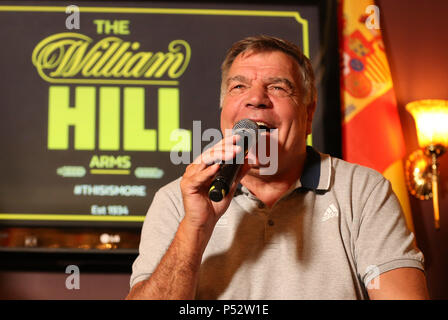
left=256, top=122, right=275, bottom=130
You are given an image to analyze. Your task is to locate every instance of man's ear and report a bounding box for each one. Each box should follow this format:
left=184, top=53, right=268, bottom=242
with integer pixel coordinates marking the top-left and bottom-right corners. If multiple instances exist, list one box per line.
left=305, top=101, right=317, bottom=135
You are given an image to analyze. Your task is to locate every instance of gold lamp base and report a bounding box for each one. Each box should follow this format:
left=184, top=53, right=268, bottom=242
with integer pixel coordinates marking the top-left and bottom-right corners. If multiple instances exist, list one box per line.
left=406, top=149, right=433, bottom=200
left=406, top=144, right=445, bottom=229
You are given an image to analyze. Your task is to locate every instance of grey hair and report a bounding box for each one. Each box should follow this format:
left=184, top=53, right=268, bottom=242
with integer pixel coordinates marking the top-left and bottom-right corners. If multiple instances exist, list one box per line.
left=219, top=35, right=316, bottom=109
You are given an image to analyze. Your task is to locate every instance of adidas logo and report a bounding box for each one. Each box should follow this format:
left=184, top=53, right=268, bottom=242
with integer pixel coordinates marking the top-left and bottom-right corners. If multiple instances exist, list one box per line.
left=322, top=204, right=339, bottom=222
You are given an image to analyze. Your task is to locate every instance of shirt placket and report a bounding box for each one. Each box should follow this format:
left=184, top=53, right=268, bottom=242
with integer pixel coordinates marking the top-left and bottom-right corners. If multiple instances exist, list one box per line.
left=255, top=201, right=279, bottom=246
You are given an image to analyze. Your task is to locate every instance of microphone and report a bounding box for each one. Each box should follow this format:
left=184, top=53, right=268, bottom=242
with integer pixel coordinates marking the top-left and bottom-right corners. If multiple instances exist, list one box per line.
left=208, top=119, right=258, bottom=202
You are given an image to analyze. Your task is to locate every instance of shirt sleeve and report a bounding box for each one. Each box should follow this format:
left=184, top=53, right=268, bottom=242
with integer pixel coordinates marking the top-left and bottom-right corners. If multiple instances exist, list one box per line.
left=354, top=176, right=425, bottom=288
left=129, top=179, right=184, bottom=289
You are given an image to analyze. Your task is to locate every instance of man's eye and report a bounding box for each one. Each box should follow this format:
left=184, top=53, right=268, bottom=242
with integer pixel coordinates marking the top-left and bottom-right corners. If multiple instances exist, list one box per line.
left=268, top=85, right=291, bottom=97
left=269, top=86, right=285, bottom=91
left=229, top=84, right=246, bottom=92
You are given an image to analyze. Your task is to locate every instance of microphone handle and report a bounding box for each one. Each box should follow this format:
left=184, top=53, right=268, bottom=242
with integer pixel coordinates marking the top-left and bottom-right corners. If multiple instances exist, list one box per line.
left=208, top=163, right=242, bottom=202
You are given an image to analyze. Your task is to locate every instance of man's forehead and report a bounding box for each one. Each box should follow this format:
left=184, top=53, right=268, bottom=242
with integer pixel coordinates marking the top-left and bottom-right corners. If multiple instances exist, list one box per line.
left=226, top=50, right=301, bottom=81
left=232, top=50, right=294, bottom=66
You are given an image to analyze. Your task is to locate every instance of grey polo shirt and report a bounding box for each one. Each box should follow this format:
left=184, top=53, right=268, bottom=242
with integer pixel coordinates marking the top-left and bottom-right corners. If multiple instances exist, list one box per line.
left=130, top=147, right=424, bottom=299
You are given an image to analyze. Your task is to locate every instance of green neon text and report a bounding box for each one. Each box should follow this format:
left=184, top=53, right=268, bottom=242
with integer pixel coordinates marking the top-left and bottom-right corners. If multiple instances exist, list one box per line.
left=47, top=86, right=191, bottom=151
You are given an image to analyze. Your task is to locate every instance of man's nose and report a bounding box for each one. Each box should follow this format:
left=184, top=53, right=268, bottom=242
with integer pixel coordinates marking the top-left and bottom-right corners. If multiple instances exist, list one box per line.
left=245, top=85, right=272, bottom=109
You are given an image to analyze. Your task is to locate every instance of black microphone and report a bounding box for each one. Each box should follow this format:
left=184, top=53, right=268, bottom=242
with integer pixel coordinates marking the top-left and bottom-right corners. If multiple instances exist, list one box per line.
left=208, top=119, right=258, bottom=202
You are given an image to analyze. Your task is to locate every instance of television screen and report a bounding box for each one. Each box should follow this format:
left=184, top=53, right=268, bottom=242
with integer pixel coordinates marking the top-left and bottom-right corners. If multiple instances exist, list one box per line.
left=0, top=1, right=328, bottom=251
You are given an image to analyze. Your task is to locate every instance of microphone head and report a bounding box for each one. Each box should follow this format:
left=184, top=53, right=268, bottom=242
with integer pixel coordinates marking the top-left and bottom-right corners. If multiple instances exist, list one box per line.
left=232, top=119, right=259, bottom=131
left=232, top=119, right=258, bottom=155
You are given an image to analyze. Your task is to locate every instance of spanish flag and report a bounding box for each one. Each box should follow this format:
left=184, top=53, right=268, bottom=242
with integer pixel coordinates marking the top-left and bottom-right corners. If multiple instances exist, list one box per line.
left=338, top=0, right=414, bottom=232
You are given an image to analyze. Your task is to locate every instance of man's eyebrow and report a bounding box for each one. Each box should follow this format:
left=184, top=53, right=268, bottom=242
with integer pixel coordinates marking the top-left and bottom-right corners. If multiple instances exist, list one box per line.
left=226, top=75, right=250, bottom=86
left=266, top=77, right=295, bottom=89
left=225, top=75, right=295, bottom=90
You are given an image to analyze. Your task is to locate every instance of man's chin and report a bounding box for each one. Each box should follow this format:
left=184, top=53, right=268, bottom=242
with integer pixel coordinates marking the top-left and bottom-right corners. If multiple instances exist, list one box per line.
left=246, top=162, right=278, bottom=177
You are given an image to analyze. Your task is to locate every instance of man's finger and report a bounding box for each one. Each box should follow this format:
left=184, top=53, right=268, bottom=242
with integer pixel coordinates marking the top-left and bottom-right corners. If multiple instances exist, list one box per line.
left=183, top=162, right=221, bottom=191
left=192, top=134, right=240, bottom=164
left=201, top=145, right=242, bottom=165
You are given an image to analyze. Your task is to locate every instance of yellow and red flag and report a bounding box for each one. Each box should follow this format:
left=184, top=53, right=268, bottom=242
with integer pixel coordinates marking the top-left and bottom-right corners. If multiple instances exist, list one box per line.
left=338, top=0, right=414, bottom=231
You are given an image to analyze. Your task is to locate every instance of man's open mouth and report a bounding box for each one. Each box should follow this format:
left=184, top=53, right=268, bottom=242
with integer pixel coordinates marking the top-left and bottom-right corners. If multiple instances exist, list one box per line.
left=255, top=121, right=277, bottom=132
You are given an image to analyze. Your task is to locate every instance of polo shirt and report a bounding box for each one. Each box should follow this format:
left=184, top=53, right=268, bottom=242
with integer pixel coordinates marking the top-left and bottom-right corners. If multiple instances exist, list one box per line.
left=130, top=147, right=424, bottom=299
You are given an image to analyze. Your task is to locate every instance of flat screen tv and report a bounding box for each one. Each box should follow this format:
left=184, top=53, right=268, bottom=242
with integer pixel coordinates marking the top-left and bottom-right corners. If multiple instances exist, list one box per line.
left=0, top=0, right=339, bottom=256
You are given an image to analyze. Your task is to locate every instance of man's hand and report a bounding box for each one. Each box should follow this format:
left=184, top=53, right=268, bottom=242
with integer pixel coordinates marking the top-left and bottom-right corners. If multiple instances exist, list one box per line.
left=180, top=134, right=250, bottom=235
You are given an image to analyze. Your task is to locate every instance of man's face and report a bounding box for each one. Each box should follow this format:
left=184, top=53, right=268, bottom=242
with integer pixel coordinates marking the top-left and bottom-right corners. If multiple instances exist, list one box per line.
left=220, top=50, right=315, bottom=175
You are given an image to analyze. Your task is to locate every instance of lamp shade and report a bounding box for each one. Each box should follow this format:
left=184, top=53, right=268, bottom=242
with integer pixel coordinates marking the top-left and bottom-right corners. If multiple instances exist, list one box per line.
left=406, top=99, right=448, bottom=148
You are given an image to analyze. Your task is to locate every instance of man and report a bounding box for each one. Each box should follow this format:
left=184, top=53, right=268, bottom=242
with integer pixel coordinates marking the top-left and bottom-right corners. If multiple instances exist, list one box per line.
left=126, top=36, right=428, bottom=300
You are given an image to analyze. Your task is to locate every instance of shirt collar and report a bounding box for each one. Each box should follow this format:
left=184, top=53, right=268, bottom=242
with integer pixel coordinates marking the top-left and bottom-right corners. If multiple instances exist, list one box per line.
left=237, top=146, right=332, bottom=196
left=294, top=146, right=331, bottom=191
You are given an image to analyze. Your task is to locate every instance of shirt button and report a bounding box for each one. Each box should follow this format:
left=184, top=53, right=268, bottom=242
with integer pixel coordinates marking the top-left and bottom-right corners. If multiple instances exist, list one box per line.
left=268, top=219, right=275, bottom=226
